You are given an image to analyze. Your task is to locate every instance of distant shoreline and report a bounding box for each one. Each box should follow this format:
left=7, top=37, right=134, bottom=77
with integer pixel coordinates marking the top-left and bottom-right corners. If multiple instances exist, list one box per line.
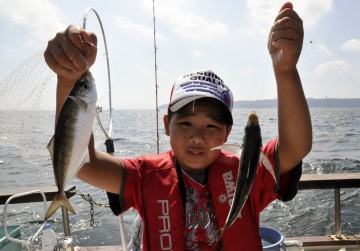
left=159, top=98, right=360, bottom=109
left=232, top=98, right=360, bottom=108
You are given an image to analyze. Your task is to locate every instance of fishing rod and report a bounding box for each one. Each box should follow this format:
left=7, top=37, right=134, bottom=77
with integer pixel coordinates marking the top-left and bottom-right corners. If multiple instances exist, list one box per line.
left=82, top=7, right=127, bottom=251
left=83, top=7, right=113, bottom=143
left=153, top=0, right=160, bottom=154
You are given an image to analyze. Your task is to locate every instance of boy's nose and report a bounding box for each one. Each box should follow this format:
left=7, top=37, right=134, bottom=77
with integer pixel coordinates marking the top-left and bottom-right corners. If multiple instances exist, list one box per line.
left=191, top=136, right=204, bottom=144
left=190, top=128, right=205, bottom=144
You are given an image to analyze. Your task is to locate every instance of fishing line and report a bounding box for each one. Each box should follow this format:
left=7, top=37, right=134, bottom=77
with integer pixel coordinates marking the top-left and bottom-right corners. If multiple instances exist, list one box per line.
left=82, top=7, right=127, bottom=251
left=302, top=16, right=360, bottom=90
left=309, top=40, right=360, bottom=89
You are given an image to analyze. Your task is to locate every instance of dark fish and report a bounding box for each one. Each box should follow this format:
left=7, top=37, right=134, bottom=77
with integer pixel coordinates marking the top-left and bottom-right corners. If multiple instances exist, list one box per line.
left=45, top=71, right=97, bottom=220
left=213, top=111, right=275, bottom=236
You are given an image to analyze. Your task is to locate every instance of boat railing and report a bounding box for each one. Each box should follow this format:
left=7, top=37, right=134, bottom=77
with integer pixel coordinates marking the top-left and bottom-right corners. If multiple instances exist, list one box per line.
left=0, top=186, right=76, bottom=238
left=1, top=173, right=360, bottom=249
left=288, top=172, right=360, bottom=247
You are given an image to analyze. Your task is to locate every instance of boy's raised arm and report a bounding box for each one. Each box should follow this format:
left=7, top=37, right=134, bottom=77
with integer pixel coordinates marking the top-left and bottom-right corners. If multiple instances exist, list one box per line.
left=268, top=2, right=312, bottom=175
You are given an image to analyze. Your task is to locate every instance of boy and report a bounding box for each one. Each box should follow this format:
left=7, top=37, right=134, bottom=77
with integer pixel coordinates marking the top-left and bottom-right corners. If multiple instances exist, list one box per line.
left=44, top=2, right=312, bottom=250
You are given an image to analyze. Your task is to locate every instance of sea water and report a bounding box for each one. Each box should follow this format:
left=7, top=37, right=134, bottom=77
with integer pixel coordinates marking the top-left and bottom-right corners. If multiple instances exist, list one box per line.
left=0, top=108, right=359, bottom=247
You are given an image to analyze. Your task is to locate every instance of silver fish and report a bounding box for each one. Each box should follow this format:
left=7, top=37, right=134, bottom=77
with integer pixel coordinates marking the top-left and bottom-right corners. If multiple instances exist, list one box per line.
left=45, top=71, right=97, bottom=220
left=213, top=111, right=276, bottom=236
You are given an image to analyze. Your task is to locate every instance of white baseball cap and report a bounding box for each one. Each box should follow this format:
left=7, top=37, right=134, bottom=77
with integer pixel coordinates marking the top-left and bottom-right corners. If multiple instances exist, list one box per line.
left=168, top=69, right=233, bottom=125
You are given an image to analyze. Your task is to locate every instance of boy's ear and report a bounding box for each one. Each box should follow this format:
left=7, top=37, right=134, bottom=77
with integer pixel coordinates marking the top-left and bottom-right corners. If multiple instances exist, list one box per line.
left=225, top=125, right=232, bottom=142
left=163, top=115, right=170, bottom=136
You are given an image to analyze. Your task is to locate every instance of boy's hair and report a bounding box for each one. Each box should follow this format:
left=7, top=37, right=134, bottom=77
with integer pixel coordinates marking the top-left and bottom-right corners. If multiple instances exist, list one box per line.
left=167, top=69, right=233, bottom=125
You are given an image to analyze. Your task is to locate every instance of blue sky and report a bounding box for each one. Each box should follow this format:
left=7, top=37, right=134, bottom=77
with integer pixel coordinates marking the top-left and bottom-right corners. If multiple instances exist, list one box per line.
left=0, top=0, right=359, bottom=110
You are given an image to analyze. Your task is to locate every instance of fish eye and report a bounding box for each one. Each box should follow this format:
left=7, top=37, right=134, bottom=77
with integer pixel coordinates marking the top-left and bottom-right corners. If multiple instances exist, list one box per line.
left=83, top=84, right=88, bottom=89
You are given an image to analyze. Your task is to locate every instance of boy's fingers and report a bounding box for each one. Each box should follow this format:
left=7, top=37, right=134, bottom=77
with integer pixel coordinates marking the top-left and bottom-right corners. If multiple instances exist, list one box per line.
left=80, top=30, right=98, bottom=51
left=79, top=30, right=98, bottom=66
left=44, top=50, right=74, bottom=76
left=279, top=2, right=293, bottom=13
left=62, top=25, right=98, bottom=71
left=272, top=17, right=304, bottom=39
left=67, top=25, right=89, bottom=56
left=67, top=25, right=97, bottom=68
left=45, top=33, right=75, bottom=73
left=275, top=3, right=302, bottom=25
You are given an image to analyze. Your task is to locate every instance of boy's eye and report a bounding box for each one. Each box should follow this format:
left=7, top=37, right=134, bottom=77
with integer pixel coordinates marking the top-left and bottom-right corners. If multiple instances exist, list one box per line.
left=179, top=122, right=192, bottom=126
left=207, top=124, right=222, bottom=129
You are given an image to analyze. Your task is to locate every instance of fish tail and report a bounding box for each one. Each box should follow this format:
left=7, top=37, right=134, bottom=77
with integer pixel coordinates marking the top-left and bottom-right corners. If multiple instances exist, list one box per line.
left=45, top=192, right=76, bottom=220
left=219, top=226, right=227, bottom=238
left=220, top=212, right=243, bottom=237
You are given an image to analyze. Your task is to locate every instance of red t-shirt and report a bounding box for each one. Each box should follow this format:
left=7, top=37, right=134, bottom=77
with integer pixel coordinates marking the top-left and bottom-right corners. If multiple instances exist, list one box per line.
left=107, top=139, right=302, bottom=251
left=182, top=171, right=221, bottom=250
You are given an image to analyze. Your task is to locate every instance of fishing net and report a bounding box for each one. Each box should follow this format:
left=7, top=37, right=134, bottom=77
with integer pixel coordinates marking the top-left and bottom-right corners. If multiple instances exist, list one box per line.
left=0, top=53, right=55, bottom=111
left=0, top=9, right=112, bottom=162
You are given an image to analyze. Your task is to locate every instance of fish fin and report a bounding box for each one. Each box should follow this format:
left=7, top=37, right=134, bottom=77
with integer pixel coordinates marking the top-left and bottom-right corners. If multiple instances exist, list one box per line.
left=47, top=135, right=55, bottom=162
left=80, top=150, right=90, bottom=168
left=45, top=192, right=76, bottom=220
left=260, top=151, right=276, bottom=182
left=68, top=96, right=88, bottom=111
left=236, top=211, right=243, bottom=219
left=211, top=145, right=222, bottom=150
left=211, top=143, right=243, bottom=155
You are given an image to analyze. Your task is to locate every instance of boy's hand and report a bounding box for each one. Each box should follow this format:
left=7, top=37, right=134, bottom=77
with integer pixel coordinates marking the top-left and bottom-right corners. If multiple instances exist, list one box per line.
left=44, top=24, right=97, bottom=84
left=268, top=2, right=303, bottom=72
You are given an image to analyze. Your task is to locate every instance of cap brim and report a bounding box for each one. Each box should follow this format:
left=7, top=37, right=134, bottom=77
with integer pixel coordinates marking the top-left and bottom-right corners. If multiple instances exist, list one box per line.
left=169, top=96, right=233, bottom=125
left=169, top=95, right=204, bottom=112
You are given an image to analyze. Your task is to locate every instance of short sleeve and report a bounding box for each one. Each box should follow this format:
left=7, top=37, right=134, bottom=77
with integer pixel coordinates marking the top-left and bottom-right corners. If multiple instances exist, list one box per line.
left=107, top=157, right=142, bottom=215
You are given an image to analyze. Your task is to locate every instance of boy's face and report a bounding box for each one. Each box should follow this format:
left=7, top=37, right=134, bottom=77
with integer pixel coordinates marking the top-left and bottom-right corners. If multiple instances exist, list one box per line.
left=164, top=100, right=232, bottom=174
